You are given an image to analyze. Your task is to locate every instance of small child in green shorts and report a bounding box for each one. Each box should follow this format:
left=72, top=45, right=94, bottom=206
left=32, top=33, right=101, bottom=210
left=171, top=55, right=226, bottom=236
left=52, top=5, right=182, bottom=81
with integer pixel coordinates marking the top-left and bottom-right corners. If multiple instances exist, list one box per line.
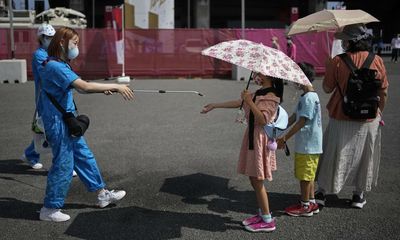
left=277, top=62, right=323, bottom=216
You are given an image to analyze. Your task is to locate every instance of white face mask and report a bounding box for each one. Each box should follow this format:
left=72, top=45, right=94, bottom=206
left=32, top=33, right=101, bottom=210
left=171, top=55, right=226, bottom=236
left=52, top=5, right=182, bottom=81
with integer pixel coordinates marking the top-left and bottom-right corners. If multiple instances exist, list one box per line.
left=67, top=40, right=79, bottom=60
left=68, top=47, right=79, bottom=60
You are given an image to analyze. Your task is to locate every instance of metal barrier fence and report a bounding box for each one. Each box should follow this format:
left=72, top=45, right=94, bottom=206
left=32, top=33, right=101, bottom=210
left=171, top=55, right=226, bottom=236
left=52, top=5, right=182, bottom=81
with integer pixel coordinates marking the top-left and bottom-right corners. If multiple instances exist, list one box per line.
left=372, top=43, right=393, bottom=55
left=0, top=28, right=332, bottom=79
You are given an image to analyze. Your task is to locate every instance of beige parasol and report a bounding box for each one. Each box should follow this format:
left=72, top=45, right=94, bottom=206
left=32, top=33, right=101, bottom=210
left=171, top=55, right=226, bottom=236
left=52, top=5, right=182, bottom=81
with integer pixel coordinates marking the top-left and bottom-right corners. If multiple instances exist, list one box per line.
left=287, top=9, right=379, bottom=36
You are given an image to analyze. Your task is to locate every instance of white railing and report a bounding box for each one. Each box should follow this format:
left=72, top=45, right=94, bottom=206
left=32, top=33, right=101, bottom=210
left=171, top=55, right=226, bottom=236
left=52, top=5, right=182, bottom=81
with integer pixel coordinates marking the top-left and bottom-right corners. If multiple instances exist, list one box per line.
left=372, top=43, right=392, bottom=55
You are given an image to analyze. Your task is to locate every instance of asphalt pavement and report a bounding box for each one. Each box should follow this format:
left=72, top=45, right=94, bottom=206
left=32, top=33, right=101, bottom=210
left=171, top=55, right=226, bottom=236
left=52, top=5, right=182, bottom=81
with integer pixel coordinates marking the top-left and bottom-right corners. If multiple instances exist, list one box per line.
left=0, top=57, right=399, bottom=240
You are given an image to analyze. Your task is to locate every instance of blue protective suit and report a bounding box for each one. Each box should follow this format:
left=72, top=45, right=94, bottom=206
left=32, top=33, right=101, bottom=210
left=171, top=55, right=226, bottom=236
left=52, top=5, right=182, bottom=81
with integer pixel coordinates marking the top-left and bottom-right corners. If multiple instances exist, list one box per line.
left=39, top=60, right=105, bottom=209
left=23, top=47, right=47, bottom=165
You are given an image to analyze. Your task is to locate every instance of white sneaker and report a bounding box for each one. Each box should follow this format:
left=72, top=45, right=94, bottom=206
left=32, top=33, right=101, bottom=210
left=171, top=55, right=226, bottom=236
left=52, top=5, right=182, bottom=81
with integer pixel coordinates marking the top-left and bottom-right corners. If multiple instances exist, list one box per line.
left=39, top=207, right=70, bottom=222
left=97, top=189, right=126, bottom=208
left=21, top=154, right=43, bottom=169
left=72, top=170, right=77, bottom=177
left=31, top=162, right=43, bottom=169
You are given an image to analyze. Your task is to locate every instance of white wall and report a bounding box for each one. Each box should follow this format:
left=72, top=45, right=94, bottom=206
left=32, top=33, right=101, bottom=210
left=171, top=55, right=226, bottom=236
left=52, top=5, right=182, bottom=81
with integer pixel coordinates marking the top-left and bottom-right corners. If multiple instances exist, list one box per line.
left=12, top=0, right=49, bottom=11
left=126, top=0, right=174, bottom=29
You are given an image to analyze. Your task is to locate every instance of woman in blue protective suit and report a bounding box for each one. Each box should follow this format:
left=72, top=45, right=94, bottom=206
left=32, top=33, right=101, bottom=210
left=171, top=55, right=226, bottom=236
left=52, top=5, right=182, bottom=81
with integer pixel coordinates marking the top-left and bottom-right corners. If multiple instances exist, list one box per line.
left=38, top=27, right=134, bottom=222
left=21, top=24, right=55, bottom=169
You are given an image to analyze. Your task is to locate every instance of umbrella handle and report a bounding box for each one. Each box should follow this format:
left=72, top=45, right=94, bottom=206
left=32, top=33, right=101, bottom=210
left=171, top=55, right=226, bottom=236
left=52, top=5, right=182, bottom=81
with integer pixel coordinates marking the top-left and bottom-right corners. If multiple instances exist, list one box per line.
left=240, top=71, right=253, bottom=109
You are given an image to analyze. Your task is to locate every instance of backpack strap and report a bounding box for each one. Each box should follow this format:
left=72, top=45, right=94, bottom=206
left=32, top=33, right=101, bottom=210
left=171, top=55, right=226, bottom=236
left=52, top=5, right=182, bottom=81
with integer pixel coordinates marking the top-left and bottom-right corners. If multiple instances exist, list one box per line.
left=284, top=142, right=290, bottom=156
left=31, top=67, right=43, bottom=131
left=45, top=91, right=67, bottom=115
left=42, top=58, right=78, bottom=113
left=361, top=52, right=375, bottom=69
left=339, top=52, right=376, bottom=72
left=42, top=56, right=74, bottom=71
left=45, top=91, right=79, bottom=116
left=248, top=87, right=275, bottom=150
left=274, top=105, right=280, bottom=123
left=334, top=54, right=349, bottom=98
left=42, top=56, right=60, bottom=66
left=338, top=53, right=357, bottom=75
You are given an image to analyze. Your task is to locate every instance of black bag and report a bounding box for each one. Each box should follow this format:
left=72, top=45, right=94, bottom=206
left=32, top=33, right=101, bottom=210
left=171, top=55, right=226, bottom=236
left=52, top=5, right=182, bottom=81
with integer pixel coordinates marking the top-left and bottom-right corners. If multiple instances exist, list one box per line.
left=337, top=53, right=382, bottom=119
left=45, top=92, right=90, bottom=137
left=63, top=112, right=90, bottom=137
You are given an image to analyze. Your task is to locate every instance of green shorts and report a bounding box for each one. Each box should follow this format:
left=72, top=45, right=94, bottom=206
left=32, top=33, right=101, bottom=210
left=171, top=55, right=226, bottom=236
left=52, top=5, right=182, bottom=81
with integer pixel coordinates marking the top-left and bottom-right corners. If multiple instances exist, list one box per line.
left=294, top=153, right=320, bottom=181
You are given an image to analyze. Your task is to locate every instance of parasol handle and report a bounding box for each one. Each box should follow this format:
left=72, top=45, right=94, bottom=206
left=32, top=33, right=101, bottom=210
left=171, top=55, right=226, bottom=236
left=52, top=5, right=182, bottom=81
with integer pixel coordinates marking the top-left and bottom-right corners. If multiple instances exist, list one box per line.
left=239, top=71, right=253, bottom=109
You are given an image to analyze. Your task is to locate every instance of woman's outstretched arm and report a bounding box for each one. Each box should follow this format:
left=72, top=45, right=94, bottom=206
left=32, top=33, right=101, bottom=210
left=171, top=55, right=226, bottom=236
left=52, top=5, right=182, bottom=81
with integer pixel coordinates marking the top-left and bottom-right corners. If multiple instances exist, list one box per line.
left=72, top=79, right=134, bottom=100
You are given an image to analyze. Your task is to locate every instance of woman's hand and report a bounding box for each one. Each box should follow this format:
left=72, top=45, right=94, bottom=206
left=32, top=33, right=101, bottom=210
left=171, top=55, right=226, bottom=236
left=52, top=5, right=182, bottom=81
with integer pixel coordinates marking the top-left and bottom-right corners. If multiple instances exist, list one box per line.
left=117, top=85, right=134, bottom=100
left=201, top=104, right=215, bottom=114
left=104, top=90, right=113, bottom=95
left=241, top=90, right=252, bottom=104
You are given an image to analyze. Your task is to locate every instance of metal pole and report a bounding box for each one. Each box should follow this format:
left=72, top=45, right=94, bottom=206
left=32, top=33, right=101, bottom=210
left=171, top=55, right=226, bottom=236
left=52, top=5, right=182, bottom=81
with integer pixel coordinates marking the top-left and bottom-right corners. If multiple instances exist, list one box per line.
left=132, top=89, right=204, bottom=96
left=121, top=3, right=125, bottom=77
left=92, top=0, right=95, bottom=28
left=326, top=31, right=330, bottom=56
left=241, top=0, right=245, bottom=39
left=8, top=0, right=15, bottom=58
left=187, top=0, right=190, bottom=28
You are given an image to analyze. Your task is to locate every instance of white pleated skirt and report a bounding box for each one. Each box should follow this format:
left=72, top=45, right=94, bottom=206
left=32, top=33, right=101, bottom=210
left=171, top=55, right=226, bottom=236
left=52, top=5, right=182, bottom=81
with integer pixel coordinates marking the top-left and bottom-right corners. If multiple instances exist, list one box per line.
left=316, top=116, right=381, bottom=193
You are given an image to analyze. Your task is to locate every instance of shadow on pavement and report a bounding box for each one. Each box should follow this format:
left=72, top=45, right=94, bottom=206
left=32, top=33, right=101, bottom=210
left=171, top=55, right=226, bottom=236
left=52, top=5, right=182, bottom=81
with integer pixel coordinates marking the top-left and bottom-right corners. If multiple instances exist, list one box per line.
left=323, top=194, right=352, bottom=209
left=159, top=173, right=299, bottom=216
left=0, top=197, right=94, bottom=221
left=0, top=159, right=47, bottom=176
left=65, top=206, right=241, bottom=240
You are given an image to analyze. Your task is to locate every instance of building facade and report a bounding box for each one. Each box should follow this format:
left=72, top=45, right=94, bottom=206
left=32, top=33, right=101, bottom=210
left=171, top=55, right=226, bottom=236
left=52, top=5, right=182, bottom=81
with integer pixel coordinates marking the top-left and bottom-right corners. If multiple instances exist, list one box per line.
left=3, top=0, right=398, bottom=42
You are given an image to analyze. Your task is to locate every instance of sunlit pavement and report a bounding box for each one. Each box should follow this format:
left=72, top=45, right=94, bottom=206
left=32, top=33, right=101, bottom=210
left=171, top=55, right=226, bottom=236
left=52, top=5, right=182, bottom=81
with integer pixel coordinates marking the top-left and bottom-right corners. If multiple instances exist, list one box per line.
left=0, top=57, right=399, bottom=240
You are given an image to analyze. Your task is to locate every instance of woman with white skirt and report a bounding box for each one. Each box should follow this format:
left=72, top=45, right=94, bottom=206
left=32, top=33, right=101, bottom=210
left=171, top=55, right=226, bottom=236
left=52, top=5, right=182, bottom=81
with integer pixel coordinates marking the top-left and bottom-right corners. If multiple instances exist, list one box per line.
left=315, top=24, right=389, bottom=209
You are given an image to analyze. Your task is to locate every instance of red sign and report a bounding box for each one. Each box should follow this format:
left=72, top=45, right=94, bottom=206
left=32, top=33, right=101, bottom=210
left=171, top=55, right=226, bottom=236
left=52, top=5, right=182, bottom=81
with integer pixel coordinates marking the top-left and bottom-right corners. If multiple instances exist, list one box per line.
left=112, top=6, right=123, bottom=40
left=104, top=6, right=113, bottom=28
left=290, top=7, right=299, bottom=23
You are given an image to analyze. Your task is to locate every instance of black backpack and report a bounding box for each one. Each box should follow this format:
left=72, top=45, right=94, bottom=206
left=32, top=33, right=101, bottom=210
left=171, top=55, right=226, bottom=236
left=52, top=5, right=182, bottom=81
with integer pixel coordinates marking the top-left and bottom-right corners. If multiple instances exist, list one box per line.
left=337, top=53, right=382, bottom=119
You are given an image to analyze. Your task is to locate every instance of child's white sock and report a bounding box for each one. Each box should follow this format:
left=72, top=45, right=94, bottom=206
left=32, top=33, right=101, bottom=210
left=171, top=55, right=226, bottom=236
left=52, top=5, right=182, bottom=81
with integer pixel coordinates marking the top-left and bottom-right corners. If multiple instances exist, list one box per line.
left=261, top=214, right=273, bottom=223
left=309, top=198, right=316, bottom=204
left=301, top=200, right=310, bottom=208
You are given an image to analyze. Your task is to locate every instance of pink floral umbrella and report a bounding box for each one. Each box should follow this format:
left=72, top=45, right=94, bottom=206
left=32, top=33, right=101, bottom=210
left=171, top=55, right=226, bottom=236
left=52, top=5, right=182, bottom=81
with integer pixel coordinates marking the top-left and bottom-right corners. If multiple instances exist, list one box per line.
left=201, top=39, right=312, bottom=86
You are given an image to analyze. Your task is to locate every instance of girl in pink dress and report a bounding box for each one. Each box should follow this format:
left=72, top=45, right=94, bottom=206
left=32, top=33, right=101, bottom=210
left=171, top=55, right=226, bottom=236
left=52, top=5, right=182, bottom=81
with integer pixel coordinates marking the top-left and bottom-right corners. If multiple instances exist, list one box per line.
left=201, top=72, right=283, bottom=233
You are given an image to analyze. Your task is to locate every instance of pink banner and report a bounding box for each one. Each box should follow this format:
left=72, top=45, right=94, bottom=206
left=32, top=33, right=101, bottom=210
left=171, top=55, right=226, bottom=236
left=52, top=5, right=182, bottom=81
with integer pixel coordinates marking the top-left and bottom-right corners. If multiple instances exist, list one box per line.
left=234, top=29, right=333, bottom=74
left=0, top=28, right=333, bottom=79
